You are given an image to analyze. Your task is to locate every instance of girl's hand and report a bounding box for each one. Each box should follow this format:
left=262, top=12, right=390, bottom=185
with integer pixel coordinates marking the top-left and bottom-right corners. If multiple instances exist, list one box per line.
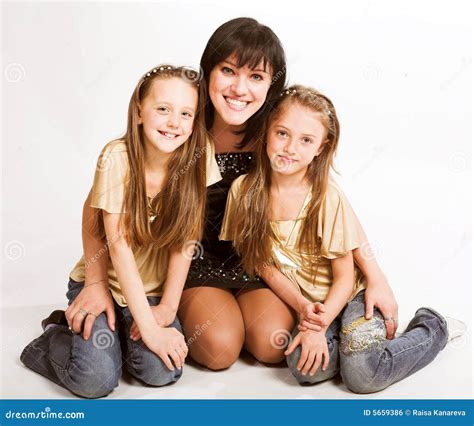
left=297, top=302, right=327, bottom=332
left=130, top=303, right=177, bottom=341
left=285, top=330, right=330, bottom=376
left=141, top=327, right=188, bottom=370
left=65, top=281, right=116, bottom=340
left=365, top=276, right=399, bottom=339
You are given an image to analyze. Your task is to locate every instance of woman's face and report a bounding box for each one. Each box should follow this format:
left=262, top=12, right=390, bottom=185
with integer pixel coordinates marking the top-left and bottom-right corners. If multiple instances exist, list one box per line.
left=208, top=53, right=272, bottom=126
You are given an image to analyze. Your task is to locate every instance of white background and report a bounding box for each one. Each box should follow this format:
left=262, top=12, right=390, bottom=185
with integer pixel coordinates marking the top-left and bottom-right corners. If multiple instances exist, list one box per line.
left=1, top=0, right=472, bottom=398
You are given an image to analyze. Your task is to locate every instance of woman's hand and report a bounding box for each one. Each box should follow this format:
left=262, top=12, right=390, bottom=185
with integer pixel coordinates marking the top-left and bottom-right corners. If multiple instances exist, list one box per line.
left=297, top=302, right=327, bottom=332
left=141, top=327, right=188, bottom=370
left=285, top=330, right=330, bottom=376
left=65, top=281, right=116, bottom=340
left=130, top=303, right=177, bottom=341
left=365, top=275, right=399, bottom=339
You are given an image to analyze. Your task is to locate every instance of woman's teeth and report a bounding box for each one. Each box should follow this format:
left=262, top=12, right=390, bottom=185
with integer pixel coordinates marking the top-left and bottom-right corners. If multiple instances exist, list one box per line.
left=225, top=97, right=248, bottom=110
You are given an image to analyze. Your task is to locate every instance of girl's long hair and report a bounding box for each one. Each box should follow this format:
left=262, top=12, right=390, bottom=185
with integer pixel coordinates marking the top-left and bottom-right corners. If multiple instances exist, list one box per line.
left=229, top=85, right=341, bottom=276
left=95, top=65, right=207, bottom=252
left=200, top=17, right=287, bottom=149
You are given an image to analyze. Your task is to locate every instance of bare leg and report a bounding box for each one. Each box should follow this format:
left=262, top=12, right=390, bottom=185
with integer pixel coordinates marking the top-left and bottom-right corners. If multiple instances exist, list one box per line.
left=178, top=287, right=245, bottom=370
left=237, top=288, right=295, bottom=364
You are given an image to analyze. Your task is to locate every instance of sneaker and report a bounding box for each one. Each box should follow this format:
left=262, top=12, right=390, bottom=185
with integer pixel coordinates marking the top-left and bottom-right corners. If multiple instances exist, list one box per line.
left=41, top=309, right=68, bottom=331
left=445, top=317, right=467, bottom=342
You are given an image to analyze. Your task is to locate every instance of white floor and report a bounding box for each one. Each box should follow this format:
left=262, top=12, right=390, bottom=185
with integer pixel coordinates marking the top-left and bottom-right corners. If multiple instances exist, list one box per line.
left=2, top=304, right=472, bottom=400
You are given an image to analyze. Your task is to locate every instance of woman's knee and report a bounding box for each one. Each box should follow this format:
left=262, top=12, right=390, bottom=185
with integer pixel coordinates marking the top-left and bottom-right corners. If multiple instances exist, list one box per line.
left=245, top=326, right=288, bottom=364
left=190, top=328, right=244, bottom=370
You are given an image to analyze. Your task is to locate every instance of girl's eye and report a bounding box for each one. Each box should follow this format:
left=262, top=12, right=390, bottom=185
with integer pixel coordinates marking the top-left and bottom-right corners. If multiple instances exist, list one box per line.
left=222, top=66, right=234, bottom=75
left=302, top=137, right=312, bottom=144
left=182, top=111, right=193, bottom=118
left=277, top=130, right=288, bottom=137
left=251, top=74, right=263, bottom=81
left=157, top=107, right=169, bottom=113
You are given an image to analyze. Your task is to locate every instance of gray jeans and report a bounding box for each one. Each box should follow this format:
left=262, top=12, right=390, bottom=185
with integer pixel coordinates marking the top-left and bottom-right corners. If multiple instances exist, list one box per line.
left=20, top=279, right=183, bottom=398
left=287, top=290, right=448, bottom=393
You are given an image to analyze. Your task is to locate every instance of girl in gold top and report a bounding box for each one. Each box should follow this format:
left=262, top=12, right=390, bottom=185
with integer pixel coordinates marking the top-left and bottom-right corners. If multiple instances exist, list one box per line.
left=220, top=85, right=452, bottom=393
left=21, top=65, right=221, bottom=398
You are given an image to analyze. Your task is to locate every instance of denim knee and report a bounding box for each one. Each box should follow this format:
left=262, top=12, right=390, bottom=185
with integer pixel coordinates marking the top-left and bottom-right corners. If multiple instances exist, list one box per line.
left=126, top=346, right=183, bottom=386
left=67, top=360, right=120, bottom=399
left=286, top=345, right=338, bottom=385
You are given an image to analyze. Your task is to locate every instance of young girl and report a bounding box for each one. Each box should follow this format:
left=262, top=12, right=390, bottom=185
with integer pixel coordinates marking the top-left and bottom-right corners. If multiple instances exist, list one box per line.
left=20, top=65, right=221, bottom=398
left=219, top=85, right=455, bottom=393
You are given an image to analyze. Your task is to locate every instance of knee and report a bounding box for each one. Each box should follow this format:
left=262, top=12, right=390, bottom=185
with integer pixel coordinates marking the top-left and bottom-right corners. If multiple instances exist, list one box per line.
left=127, top=353, right=183, bottom=386
left=286, top=349, right=337, bottom=385
left=341, top=365, right=386, bottom=394
left=69, top=361, right=120, bottom=399
left=246, top=327, right=288, bottom=364
left=191, top=330, right=243, bottom=371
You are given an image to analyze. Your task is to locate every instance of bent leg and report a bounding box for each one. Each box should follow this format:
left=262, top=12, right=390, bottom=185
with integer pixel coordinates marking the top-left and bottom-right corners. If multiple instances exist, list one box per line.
left=21, top=280, right=121, bottom=399
left=286, top=317, right=341, bottom=385
left=178, top=286, right=244, bottom=370
left=340, top=291, right=448, bottom=394
left=237, top=288, right=295, bottom=364
left=119, top=297, right=183, bottom=386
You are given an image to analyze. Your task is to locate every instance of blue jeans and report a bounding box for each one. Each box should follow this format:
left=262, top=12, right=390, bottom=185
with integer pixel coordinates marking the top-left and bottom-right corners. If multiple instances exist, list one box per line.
left=20, top=279, right=183, bottom=398
left=287, top=290, right=448, bottom=393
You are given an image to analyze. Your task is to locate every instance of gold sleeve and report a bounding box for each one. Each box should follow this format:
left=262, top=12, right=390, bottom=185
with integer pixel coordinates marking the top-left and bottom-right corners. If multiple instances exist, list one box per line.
left=90, top=140, right=128, bottom=214
left=219, top=174, right=246, bottom=241
left=317, top=183, right=361, bottom=259
left=205, top=140, right=222, bottom=187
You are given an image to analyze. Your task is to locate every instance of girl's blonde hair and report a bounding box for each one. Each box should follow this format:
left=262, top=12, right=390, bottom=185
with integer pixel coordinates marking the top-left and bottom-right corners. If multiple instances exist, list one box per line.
left=229, top=85, right=340, bottom=276
left=95, top=65, right=208, bottom=252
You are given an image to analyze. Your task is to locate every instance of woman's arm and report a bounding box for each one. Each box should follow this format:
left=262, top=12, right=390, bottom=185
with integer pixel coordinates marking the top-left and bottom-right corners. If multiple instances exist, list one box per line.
left=103, top=211, right=187, bottom=370
left=349, top=204, right=399, bottom=339
left=65, top=189, right=116, bottom=339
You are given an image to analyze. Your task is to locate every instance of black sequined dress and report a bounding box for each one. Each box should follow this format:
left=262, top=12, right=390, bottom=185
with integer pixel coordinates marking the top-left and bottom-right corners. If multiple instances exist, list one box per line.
left=184, top=152, right=266, bottom=290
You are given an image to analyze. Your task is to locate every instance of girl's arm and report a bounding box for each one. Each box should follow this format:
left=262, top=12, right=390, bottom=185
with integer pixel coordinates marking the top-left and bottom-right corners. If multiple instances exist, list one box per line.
left=349, top=204, right=399, bottom=338
left=314, top=251, right=355, bottom=331
left=259, top=266, right=326, bottom=330
left=65, top=189, right=116, bottom=339
left=129, top=247, right=192, bottom=340
left=103, top=211, right=187, bottom=370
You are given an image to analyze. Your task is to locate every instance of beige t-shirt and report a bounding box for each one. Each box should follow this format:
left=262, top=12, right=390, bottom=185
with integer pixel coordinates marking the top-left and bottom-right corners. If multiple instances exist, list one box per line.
left=70, top=138, right=222, bottom=307
left=219, top=174, right=366, bottom=303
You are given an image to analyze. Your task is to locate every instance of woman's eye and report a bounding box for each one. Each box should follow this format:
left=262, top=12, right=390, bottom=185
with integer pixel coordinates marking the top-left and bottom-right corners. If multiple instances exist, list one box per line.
left=222, top=66, right=234, bottom=75
left=251, top=74, right=263, bottom=81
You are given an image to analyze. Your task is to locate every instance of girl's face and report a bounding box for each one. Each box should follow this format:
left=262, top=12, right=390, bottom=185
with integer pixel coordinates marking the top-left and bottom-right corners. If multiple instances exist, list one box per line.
left=138, top=77, right=198, bottom=155
left=266, top=103, right=327, bottom=176
left=208, top=53, right=272, bottom=126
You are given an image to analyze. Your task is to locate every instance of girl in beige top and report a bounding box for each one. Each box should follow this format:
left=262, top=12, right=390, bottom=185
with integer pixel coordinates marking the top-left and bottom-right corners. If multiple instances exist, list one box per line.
left=21, top=65, right=221, bottom=398
left=219, top=85, right=450, bottom=393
